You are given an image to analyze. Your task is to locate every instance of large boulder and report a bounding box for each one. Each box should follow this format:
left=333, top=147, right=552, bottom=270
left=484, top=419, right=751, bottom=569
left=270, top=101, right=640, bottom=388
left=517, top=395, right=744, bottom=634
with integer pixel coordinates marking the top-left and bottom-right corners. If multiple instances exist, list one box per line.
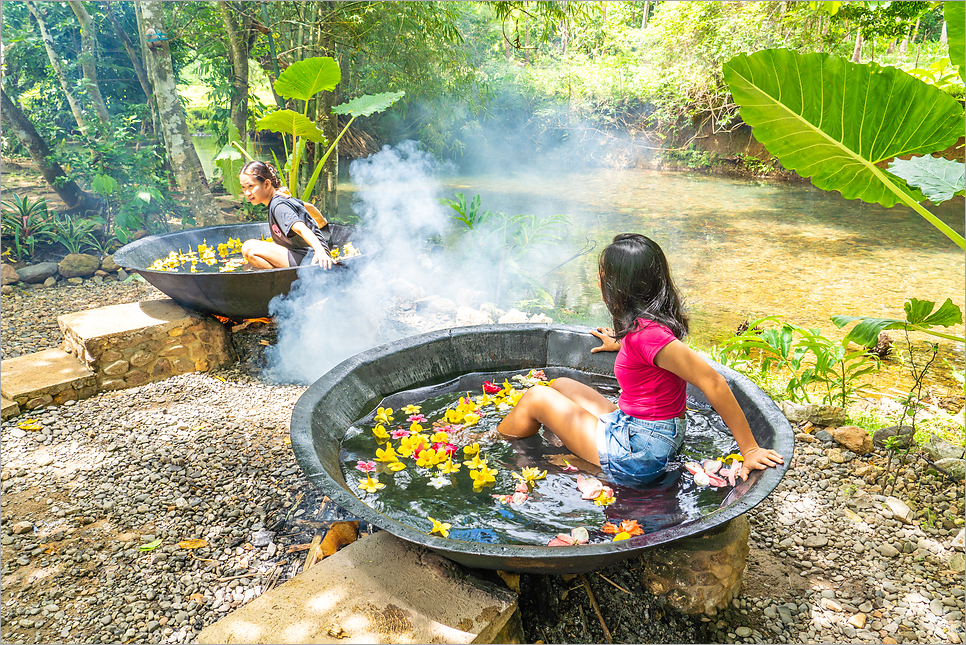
left=16, top=261, right=60, bottom=284
left=805, top=404, right=848, bottom=426
left=829, top=425, right=873, bottom=454
left=923, top=435, right=964, bottom=461
left=100, top=254, right=120, bottom=272
left=1, top=263, right=19, bottom=285
left=58, top=253, right=100, bottom=279
left=873, top=425, right=916, bottom=450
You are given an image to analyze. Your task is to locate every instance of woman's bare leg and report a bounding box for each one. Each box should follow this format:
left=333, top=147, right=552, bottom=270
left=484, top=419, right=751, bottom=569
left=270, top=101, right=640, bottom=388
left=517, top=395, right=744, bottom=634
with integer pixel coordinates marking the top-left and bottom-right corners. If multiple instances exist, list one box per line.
left=242, top=240, right=291, bottom=269
left=497, top=378, right=615, bottom=465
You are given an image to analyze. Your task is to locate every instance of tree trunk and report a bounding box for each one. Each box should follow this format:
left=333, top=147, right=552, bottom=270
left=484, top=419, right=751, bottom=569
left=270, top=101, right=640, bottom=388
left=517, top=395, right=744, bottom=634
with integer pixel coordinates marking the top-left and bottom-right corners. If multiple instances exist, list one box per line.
left=217, top=0, right=250, bottom=139
left=66, top=0, right=111, bottom=129
left=133, top=2, right=163, bottom=143
left=1, top=89, right=97, bottom=213
left=851, top=31, right=863, bottom=63
left=642, top=1, right=649, bottom=29
left=317, top=4, right=338, bottom=218
left=25, top=1, right=89, bottom=136
left=940, top=20, right=947, bottom=45
left=138, top=1, right=224, bottom=226
left=102, top=1, right=152, bottom=103
left=260, top=1, right=286, bottom=109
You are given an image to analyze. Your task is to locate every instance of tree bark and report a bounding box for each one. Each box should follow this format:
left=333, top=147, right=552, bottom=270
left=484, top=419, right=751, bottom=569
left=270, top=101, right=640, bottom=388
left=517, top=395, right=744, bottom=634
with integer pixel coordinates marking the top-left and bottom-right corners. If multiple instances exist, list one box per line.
left=642, top=1, right=649, bottom=29
left=316, top=4, right=338, bottom=218
left=217, top=0, right=251, bottom=139
left=1, top=89, right=97, bottom=213
left=102, top=1, right=152, bottom=103
left=66, top=0, right=111, bottom=129
left=25, top=1, right=89, bottom=136
left=851, top=31, right=863, bottom=63
left=138, top=1, right=224, bottom=226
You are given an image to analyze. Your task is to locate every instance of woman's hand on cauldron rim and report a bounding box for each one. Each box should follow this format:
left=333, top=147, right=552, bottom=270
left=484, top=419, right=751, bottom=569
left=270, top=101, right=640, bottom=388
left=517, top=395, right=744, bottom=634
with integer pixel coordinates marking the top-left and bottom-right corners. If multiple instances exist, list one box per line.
left=590, top=327, right=620, bottom=353
left=738, top=447, right=784, bottom=481
left=311, top=252, right=335, bottom=269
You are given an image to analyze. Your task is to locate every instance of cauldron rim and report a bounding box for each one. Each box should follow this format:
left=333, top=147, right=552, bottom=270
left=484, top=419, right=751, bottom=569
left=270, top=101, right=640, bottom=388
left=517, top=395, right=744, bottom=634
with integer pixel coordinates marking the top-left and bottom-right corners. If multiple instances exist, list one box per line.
left=290, top=323, right=795, bottom=573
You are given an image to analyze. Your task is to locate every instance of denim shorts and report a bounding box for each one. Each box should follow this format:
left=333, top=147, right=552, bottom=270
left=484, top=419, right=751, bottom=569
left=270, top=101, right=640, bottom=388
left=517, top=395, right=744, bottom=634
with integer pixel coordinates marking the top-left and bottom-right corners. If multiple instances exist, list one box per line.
left=596, top=409, right=687, bottom=487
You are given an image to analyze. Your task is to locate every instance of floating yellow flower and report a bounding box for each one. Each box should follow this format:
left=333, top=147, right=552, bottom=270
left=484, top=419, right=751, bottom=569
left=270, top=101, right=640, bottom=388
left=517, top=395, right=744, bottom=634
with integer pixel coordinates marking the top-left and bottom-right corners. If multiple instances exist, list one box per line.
left=438, top=459, right=461, bottom=474
left=410, top=422, right=425, bottom=434
left=358, top=474, right=385, bottom=493
left=372, top=424, right=391, bottom=442
left=387, top=461, right=407, bottom=472
left=444, top=408, right=465, bottom=424
left=463, top=454, right=487, bottom=470
left=612, top=532, right=631, bottom=541
left=374, top=407, right=394, bottom=424
left=416, top=447, right=443, bottom=468
left=721, top=453, right=744, bottom=464
left=475, top=394, right=494, bottom=407
left=428, top=517, right=451, bottom=538
left=330, top=247, right=340, bottom=258
left=594, top=491, right=616, bottom=507
left=430, top=431, right=450, bottom=443
left=462, top=412, right=481, bottom=428
left=470, top=464, right=497, bottom=490
left=375, top=443, right=398, bottom=462
left=402, top=404, right=422, bottom=415
left=462, top=443, right=480, bottom=457
left=512, top=467, right=547, bottom=487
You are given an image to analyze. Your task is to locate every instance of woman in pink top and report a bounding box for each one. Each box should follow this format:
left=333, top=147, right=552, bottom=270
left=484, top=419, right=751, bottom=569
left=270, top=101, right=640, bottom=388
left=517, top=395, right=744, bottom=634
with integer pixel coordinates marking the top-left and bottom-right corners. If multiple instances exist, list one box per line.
left=498, top=233, right=784, bottom=487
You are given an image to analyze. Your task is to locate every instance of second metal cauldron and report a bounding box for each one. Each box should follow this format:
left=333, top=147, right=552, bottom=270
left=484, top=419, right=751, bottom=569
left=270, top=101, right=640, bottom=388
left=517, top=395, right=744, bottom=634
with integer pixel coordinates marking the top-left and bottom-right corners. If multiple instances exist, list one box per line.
left=290, top=324, right=795, bottom=574
left=113, top=222, right=363, bottom=320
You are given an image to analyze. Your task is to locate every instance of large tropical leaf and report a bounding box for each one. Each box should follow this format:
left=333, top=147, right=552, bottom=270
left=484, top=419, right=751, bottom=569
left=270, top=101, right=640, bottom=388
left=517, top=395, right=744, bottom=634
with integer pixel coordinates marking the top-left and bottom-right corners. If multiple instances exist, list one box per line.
left=832, top=298, right=964, bottom=346
left=722, top=50, right=964, bottom=209
left=946, top=1, right=965, bottom=83
left=888, top=155, right=966, bottom=204
left=332, top=91, right=406, bottom=117
left=273, top=57, right=340, bottom=102
left=214, top=123, right=245, bottom=198
left=255, top=110, right=326, bottom=143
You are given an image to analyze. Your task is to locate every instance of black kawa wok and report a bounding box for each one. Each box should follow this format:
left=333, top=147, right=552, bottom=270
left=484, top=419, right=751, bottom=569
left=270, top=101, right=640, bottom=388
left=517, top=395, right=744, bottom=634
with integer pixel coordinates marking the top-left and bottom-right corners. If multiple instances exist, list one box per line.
left=291, top=324, right=795, bottom=574
left=113, top=222, right=361, bottom=320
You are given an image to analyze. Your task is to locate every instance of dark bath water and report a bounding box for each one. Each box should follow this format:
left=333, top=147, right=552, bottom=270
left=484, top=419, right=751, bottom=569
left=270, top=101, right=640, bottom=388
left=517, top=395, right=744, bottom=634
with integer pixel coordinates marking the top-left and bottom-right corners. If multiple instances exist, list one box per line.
left=339, top=368, right=743, bottom=546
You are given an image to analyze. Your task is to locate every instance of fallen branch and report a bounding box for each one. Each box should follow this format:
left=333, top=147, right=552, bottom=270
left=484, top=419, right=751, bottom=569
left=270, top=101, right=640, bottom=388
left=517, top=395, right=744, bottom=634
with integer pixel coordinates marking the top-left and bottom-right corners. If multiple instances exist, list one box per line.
left=580, top=573, right=612, bottom=643
left=597, top=572, right=632, bottom=595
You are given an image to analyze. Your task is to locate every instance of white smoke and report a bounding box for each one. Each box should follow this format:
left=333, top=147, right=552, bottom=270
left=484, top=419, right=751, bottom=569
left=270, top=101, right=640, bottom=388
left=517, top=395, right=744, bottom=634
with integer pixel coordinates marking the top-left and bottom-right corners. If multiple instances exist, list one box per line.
left=264, top=141, right=457, bottom=384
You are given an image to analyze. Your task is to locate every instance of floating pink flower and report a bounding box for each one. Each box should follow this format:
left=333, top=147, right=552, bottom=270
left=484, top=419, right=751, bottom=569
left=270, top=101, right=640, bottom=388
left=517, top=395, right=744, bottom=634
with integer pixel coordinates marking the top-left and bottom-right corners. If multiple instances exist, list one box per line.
left=483, top=380, right=501, bottom=394
left=391, top=428, right=410, bottom=439
left=407, top=414, right=427, bottom=423
left=561, top=460, right=579, bottom=472
left=355, top=460, right=377, bottom=473
left=433, top=442, right=457, bottom=457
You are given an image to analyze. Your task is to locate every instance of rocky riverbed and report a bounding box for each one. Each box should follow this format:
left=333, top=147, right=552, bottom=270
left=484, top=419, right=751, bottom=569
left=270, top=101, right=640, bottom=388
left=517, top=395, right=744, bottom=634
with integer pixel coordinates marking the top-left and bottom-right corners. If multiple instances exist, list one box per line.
left=1, top=278, right=964, bottom=645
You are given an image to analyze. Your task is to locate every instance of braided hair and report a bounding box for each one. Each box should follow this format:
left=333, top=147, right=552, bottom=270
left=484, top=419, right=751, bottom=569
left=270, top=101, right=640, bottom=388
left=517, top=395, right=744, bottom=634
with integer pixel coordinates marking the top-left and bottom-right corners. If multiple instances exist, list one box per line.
left=240, top=160, right=281, bottom=188
left=598, top=233, right=689, bottom=341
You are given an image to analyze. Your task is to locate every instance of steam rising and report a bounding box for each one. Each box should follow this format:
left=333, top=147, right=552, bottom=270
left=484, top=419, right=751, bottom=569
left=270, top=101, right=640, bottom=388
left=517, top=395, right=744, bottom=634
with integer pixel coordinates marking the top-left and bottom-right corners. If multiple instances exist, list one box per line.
left=264, top=142, right=455, bottom=384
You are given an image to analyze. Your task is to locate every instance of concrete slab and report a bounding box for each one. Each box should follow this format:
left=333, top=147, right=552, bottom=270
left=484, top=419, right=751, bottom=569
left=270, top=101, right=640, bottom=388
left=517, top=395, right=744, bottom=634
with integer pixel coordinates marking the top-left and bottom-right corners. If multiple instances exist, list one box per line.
left=58, top=298, right=192, bottom=338
left=198, top=531, right=520, bottom=645
left=1, top=396, right=20, bottom=419
left=0, top=348, right=96, bottom=410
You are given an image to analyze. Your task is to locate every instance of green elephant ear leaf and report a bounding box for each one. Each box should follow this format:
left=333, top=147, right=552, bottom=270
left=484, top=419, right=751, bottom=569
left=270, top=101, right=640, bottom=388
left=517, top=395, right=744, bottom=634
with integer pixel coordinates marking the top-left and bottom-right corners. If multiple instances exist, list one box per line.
left=722, top=50, right=964, bottom=209
left=255, top=110, right=326, bottom=143
left=274, top=57, right=341, bottom=102
left=332, top=91, right=406, bottom=117
left=946, top=1, right=965, bottom=83
left=888, top=155, right=966, bottom=204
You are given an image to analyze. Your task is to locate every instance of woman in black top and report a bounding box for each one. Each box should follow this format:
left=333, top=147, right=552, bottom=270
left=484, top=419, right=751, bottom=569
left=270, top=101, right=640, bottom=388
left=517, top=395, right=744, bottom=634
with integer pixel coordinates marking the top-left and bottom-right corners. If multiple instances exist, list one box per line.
left=238, top=161, right=334, bottom=269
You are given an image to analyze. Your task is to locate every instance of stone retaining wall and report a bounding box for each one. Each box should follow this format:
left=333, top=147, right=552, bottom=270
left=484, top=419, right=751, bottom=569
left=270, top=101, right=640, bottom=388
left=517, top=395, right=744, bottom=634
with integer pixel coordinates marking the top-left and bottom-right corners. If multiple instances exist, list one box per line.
left=58, top=300, right=236, bottom=391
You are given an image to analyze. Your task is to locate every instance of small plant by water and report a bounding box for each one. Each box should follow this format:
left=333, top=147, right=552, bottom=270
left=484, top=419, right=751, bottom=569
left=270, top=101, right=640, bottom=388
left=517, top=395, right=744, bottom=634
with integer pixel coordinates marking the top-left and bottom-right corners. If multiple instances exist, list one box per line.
left=712, top=315, right=881, bottom=407
left=0, top=194, right=57, bottom=262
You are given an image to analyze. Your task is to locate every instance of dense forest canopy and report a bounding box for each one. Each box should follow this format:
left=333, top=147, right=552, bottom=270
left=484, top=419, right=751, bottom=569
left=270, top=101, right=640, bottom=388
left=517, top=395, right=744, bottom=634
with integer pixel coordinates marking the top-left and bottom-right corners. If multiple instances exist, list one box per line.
left=0, top=1, right=960, bottom=247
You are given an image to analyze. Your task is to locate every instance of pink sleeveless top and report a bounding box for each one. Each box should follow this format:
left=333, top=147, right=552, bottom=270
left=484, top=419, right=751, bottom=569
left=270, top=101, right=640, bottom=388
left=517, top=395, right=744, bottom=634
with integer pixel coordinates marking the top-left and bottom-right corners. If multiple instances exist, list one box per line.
left=614, top=320, right=686, bottom=420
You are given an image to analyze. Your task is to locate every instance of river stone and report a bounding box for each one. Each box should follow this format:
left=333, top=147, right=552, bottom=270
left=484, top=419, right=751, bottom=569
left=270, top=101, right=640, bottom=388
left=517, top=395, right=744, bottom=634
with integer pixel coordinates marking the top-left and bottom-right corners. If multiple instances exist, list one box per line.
left=884, top=497, right=914, bottom=524
left=1, top=263, right=19, bottom=285
left=58, top=254, right=100, bottom=278
left=528, top=313, right=553, bottom=324
left=16, top=262, right=60, bottom=284
left=804, top=535, right=828, bottom=548
left=830, top=426, right=873, bottom=454
left=805, top=404, right=848, bottom=427
left=498, top=309, right=529, bottom=324
left=923, top=435, right=964, bottom=461
left=873, top=425, right=915, bottom=449
left=43, top=276, right=57, bottom=288
left=778, top=401, right=808, bottom=423
left=100, top=255, right=120, bottom=272
left=951, top=529, right=965, bottom=551
left=935, top=458, right=965, bottom=481
left=456, top=306, right=492, bottom=327
left=950, top=552, right=966, bottom=573
left=426, top=297, right=458, bottom=315
left=639, top=515, right=750, bottom=616
left=11, top=521, right=33, bottom=535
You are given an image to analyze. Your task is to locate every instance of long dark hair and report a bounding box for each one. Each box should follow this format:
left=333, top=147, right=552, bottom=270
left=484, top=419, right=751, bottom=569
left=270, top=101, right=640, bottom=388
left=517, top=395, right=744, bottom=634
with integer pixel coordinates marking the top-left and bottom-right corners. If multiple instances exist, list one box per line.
left=240, top=160, right=281, bottom=188
left=598, top=233, right=689, bottom=341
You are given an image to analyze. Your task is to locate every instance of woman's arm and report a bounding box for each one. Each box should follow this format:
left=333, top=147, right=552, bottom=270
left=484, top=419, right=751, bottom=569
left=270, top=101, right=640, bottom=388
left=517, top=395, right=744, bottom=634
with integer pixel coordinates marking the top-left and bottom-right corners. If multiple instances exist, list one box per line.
left=291, top=221, right=333, bottom=269
left=654, top=339, right=785, bottom=480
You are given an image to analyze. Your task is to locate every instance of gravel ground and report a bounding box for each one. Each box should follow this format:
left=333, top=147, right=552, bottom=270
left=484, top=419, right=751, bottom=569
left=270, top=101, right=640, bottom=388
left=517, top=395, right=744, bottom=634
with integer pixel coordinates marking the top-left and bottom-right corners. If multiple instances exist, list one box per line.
left=1, top=279, right=964, bottom=645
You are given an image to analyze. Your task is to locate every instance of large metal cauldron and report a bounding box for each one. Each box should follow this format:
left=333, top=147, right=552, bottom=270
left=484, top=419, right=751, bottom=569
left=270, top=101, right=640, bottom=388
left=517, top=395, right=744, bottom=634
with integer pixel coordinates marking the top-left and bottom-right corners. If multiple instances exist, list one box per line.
left=291, top=324, right=794, bottom=574
left=113, top=223, right=360, bottom=320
